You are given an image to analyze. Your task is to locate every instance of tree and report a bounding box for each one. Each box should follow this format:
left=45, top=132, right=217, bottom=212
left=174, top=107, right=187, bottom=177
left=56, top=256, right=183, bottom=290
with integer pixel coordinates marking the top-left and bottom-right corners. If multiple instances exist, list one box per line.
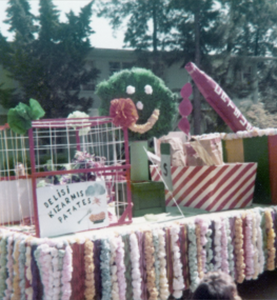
left=0, top=0, right=99, bottom=119
left=167, top=0, right=229, bottom=134
left=233, top=0, right=277, bottom=103
left=97, top=0, right=173, bottom=52
left=98, top=0, right=228, bottom=134
left=97, top=0, right=175, bottom=77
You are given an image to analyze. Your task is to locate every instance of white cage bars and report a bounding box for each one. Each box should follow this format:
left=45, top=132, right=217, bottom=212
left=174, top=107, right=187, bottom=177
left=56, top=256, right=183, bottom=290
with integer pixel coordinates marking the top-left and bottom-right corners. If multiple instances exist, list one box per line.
left=0, top=117, right=133, bottom=237
left=0, top=124, right=33, bottom=227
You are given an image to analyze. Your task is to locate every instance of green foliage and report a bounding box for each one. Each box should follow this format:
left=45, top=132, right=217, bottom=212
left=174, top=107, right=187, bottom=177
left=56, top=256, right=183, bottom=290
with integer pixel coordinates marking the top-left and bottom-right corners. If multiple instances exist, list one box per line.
left=98, top=0, right=277, bottom=133
left=97, top=0, right=171, bottom=52
left=96, top=67, right=178, bottom=141
left=0, top=0, right=100, bottom=118
left=238, top=101, right=277, bottom=129
left=223, top=0, right=277, bottom=56
left=7, top=98, right=45, bottom=135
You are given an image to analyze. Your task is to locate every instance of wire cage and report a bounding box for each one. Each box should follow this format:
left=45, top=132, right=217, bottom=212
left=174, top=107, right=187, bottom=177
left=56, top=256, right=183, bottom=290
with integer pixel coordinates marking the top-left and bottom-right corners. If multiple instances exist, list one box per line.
left=0, top=117, right=132, bottom=237
left=0, top=124, right=33, bottom=229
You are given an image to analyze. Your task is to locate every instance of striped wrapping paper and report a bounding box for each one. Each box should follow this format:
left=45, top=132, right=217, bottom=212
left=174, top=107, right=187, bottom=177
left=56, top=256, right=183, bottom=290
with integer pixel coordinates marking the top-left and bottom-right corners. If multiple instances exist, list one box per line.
left=150, top=163, right=257, bottom=212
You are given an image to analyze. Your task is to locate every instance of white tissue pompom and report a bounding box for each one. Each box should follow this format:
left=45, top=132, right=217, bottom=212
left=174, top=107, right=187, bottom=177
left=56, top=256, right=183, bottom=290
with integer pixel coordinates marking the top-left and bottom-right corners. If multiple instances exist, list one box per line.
left=67, top=110, right=90, bottom=136
left=136, top=101, right=143, bottom=110
left=126, top=85, right=135, bottom=94
left=144, top=84, right=153, bottom=94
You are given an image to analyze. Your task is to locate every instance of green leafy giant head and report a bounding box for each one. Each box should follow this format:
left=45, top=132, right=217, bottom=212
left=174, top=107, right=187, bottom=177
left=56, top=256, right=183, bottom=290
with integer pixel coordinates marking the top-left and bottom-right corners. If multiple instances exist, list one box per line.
left=96, top=67, right=178, bottom=140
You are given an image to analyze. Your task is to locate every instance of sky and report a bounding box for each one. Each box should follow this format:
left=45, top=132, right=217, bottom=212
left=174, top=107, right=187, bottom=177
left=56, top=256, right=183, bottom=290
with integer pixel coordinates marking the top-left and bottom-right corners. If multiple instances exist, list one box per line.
left=0, top=0, right=125, bottom=49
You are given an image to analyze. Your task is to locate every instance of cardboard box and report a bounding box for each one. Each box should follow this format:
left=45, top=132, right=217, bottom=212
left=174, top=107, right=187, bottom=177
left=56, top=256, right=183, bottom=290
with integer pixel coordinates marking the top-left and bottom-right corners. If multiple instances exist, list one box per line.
left=222, top=135, right=277, bottom=205
left=150, top=163, right=257, bottom=212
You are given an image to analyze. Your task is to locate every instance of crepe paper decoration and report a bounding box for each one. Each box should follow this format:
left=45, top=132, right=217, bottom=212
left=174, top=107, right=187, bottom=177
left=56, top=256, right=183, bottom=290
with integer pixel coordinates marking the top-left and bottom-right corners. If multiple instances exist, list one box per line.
left=67, top=111, right=91, bottom=136
left=25, top=240, right=33, bottom=300
left=110, top=97, right=160, bottom=134
left=144, top=231, right=158, bottom=300
left=115, top=236, right=126, bottom=300
left=144, top=85, right=153, bottom=95
left=220, top=218, right=230, bottom=275
left=152, top=230, right=160, bottom=294
left=126, top=85, right=135, bottom=95
left=252, top=209, right=265, bottom=276
left=122, top=235, right=133, bottom=300
left=29, top=98, right=45, bottom=120
left=180, top=225, right=190, bottom=289
left=2, top=209, right=277, bottom=299
left=136, top=101, right=143, bottom=110
left=195, top=223, right=204, bottom=279
left=178, top=117, right=190, bottom=135
left=100, top=239, right=112, bottom=300
left=225, top=219, right=235, bottom=278
left=109, top=237, right=120, bottom=300
left=110, top=98, right=139, bottom=128
left=179, top=83, right=193, bottom=117
left=136, top=231, right=148, bottom=299
left=234, top=216, right=246, bottom=283
left=213, top=219, right=222, bottom=272
left=265, top=209, right=276, bottom=271
left=244, top=213, right=255, bottom=280
left=195, top=218, right=209, bottom=275
left=129, top=109, right=160, bottom=134
left=129, top=233, right=142, bottom=300
left=8, top=98, right=45, bottom=135
left=170, top=225, right=185, bottom=299
left=84, top=240, right=95, bottom=300
left=157, top=229, right=169, bottom=300
left=12, top=239, right=21, bottom=300
left=18, top=239, right=26, bottom=295
left=5, top=236, right=14, bottom=298
left=178, top=84, right=192, bottom=132
left=256, top=209, right=266, bottom=275
left=251, top=212, right=259, bottom=280
left=178, top=83, right=193, bottom=135
left=187, top=222, right=200, bottom=292
left=185, top=62, right=253, bottom=132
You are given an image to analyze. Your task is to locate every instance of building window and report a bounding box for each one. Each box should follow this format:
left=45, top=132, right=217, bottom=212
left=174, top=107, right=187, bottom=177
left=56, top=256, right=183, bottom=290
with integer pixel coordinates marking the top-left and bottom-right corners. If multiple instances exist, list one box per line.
left=109, top=61, right=135, bottom=76
left=109, top=62, right=121, bottom=76
left=122, top=62, right=134, bottom=69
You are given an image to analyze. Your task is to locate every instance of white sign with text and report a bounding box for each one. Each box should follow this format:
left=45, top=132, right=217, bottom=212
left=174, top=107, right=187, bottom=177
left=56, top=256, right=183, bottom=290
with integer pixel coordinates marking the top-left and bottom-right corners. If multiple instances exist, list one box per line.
left=37, top=180, right=109, bottom=237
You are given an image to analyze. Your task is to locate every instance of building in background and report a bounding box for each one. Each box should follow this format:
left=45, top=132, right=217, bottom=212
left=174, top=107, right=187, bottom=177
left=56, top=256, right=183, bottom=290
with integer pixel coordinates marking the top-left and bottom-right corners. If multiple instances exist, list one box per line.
left=0, top=48, right=189, bottom=122
left=76, top=48, right=189, bottom=116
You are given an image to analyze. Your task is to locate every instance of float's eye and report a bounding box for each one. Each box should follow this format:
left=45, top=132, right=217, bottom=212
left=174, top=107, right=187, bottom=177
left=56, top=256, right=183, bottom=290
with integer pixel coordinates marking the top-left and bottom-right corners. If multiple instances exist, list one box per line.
left=136, top=101, right=143, bottom=110
left=144, top=85, right=153, bottom=95
left=126, top=85, right=135, bottom=94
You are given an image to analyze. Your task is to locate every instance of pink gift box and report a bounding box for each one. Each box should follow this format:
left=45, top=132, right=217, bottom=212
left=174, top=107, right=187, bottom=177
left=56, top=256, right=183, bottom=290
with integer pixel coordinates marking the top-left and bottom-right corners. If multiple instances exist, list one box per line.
left=150, top=163, right=257, bottom=212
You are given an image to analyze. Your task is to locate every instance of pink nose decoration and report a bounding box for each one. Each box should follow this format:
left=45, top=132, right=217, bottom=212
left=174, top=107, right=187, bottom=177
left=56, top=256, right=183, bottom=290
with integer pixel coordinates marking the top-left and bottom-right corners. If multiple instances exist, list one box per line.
left=178, top=83, right=193, bottom=134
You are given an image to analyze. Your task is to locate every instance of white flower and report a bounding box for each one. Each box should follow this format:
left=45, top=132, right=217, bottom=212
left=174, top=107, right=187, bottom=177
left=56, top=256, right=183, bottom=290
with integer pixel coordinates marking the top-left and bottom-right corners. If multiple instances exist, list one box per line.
left=126, top=85, right=135, bottom=94
left=136, top=101, right=143, bottom=110
left=67, top=110, right=91, bottom=136
left=144, top=84, right=153, bottom=94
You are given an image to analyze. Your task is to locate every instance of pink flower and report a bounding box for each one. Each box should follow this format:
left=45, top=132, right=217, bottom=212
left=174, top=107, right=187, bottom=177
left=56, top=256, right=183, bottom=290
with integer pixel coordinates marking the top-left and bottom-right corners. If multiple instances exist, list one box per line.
left=110, top=98, right=138, bottom=128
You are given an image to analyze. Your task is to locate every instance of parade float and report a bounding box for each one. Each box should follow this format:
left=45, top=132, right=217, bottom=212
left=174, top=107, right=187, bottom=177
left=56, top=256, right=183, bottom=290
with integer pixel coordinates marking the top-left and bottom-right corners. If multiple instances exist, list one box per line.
left=0, top=65, right=276, bottom=300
